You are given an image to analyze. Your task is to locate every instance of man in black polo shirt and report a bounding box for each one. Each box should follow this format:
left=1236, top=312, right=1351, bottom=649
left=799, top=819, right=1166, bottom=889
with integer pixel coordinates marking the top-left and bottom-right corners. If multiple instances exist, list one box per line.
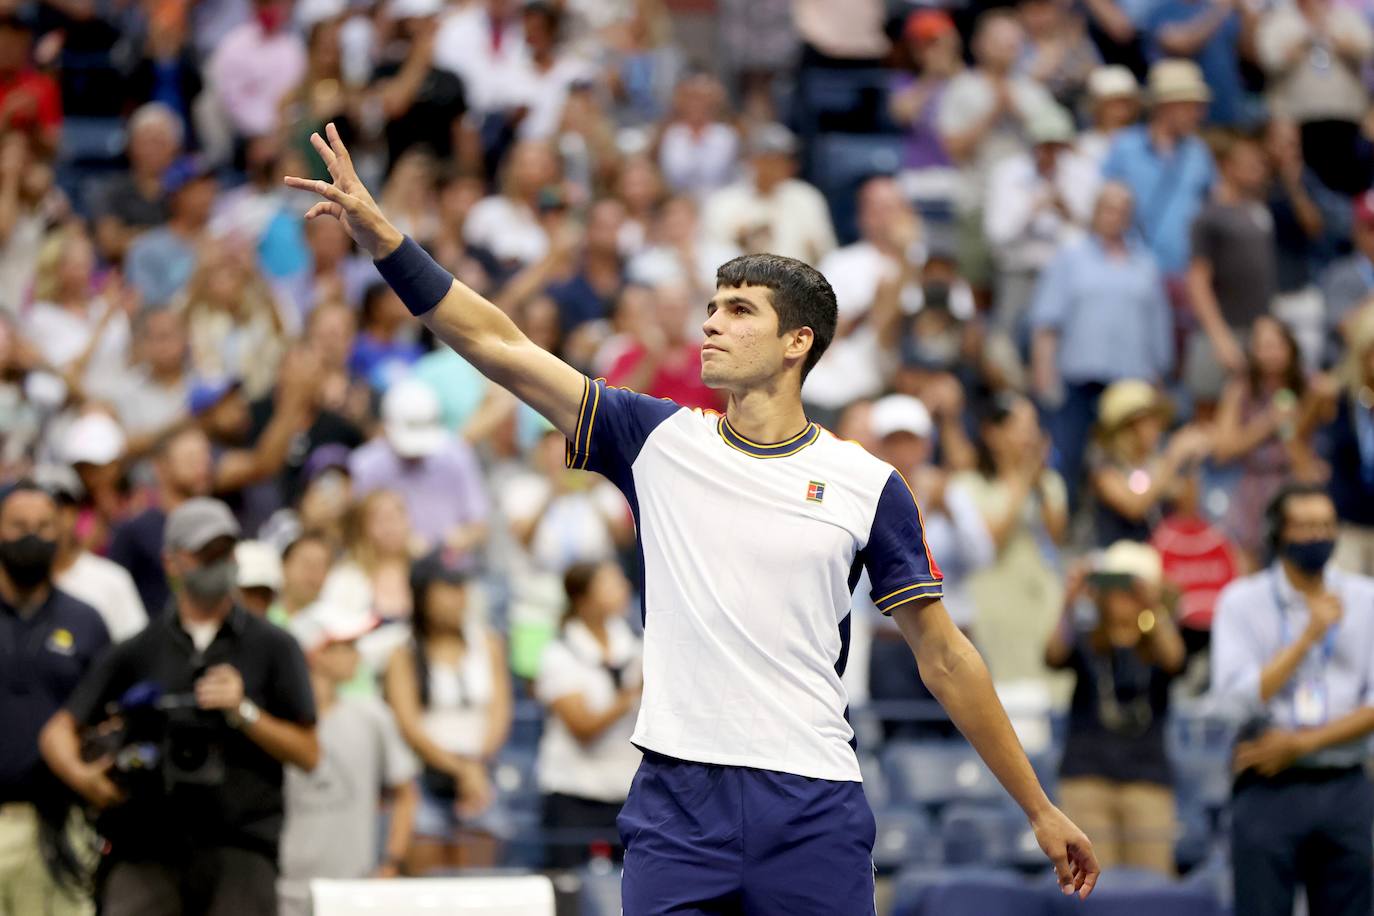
left=41, top=497, right=318, bottom=916
left=0, top=481, right=110, bottom=915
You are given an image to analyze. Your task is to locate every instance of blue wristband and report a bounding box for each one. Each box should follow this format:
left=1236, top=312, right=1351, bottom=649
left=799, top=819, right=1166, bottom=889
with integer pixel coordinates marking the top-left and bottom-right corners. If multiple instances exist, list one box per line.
left=373, top=236, right=453, bottom=317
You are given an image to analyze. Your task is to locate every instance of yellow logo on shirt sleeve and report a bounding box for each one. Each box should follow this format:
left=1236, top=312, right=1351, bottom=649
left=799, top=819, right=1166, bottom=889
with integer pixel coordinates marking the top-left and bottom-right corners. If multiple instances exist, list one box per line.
left=47, top=628, right=75, bottom=655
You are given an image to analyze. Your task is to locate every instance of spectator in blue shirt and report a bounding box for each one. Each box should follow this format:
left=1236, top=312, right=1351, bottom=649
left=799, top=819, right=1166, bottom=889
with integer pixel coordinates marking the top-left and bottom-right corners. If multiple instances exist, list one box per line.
left=124, top=157, right=217, bottom=308
left=1143, top=0, right=1255, bottom=127
left=1101, top=59, right=1216, bottom=281
left=1030, top=181, right=1174, bottom=504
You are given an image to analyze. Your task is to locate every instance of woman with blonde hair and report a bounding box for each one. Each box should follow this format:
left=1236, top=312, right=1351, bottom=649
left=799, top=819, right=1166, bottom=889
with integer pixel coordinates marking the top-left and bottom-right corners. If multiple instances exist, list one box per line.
left=178, top=241, right=288, bottom=398
left=322, top=488, right=419, bottom=622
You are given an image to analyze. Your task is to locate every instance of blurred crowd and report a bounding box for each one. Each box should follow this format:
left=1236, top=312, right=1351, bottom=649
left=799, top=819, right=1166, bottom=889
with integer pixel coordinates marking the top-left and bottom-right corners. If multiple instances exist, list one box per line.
left=2, top=0, right=1374, bottom=910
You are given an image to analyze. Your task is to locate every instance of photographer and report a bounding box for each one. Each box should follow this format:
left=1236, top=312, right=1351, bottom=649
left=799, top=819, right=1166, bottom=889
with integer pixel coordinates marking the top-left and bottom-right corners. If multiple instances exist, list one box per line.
left=0, top=481, right=110, bottom=915
left=1045, top=540, right=1186, bottom=875
left=40, top=498, right=318, bottom=916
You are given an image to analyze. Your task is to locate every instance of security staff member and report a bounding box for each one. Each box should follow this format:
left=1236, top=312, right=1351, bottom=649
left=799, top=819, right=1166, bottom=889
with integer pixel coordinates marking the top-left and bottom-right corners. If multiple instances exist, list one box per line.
left=41, top=498, right=319, bottom=916
left=1211, top=483, right=1374, bottom=916
left=0, top=481, right=110, bottom=916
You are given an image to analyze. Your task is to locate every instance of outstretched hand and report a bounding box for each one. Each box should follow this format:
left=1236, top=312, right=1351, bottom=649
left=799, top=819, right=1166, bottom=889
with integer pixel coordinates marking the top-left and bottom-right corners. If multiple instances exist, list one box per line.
left=283, top=122, right=402, bottom=259
left=1032, top=805, right=1100, bottom=899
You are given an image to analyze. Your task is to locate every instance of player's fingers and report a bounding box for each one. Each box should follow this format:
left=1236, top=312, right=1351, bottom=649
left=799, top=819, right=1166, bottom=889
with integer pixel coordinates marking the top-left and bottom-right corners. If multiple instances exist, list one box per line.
left=284, top=176, right=354, bottom=208
left=1049, top=848, right=1073, bottom=893
left=325, top=122, right=354, bottom=175
left=309, top=131, right=338, bottom=171
left=1073, top=844, right=1100, bottom=898
left=304, top=201, right=343, bottom=221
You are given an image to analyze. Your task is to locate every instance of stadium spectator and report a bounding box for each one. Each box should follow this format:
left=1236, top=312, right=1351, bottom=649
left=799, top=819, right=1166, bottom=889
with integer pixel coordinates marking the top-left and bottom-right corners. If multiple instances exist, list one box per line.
left=603, top=280, right=722, bottom=410
left=1016, top=0, right=1102, bottom=109
left=40, top=464, right=147, bottom=642
left=90, top=102, right=182, bottom=264
left=124, top=157, right=217, bottom=309
left=181, top=243, right=289, bottom=399
left=0, top=132, right=64, bottom=314
left=1143, top=0, right=1254, bottom=128
left=464, top=139, right=560, bottom=273
left=863, top=395, right=993, bottom=739
left=1086, top=380, right=1212, bottom=547
left=41, top=497, right=318, bottom=916
left=58, top=411, right=130, bottom=555
left=657, top=71, right=738, bottom=201
left=109, top=308, right=190, bottom=453
left=1101, top=59, right=1216, bottom=282
left=349, top=378, right=490, bottom=554
left=1030, top=181, right=1174, bottom=502
left=206, top=0, right=307, bottom=142
left=1256, top=0, right=1374, bottom=195
left=385, top=550, right=505, bottom=871
left=1076, top=65, right=1141, bottom=169
left=350, top=282, right=426, bottom=391
left=506, top=1, right=596, bottom=142
left=322, top=489, right=417, bottom=622
left=627, top=194, right=737, bottom=301
left=535, top=560, right=642, bottom=869
left=957, top=393, right=1069, bottom=684
left=1212, top=315, right=1321, bottom=563
left=1046, top=541, right=1184, bottom=875
left=0, top=15, right=61, bottom=152
left=701, top=122, right=836, bottom=264
left=984, top=103, right=1098, bottom=347
left=1309, top=310, right=1374, bottom=575
left=278, top=604, right=418, bottom=914
left=432, top=0, right=524, bottom=131
left=0, top=481, right=108, bottom=916
left=1212, top=484, right=1374, bottom=916
left=889, top=9, right=963, bottom=203
left=804, top=177, right=922, bottom=426
left=271, top=531, right=335, bottom=626
left=1320, top=190, right=1374, bottom=363
left=235, top=539, right=283, bottom=618
left=1185, top=132, right=1278, bottom=400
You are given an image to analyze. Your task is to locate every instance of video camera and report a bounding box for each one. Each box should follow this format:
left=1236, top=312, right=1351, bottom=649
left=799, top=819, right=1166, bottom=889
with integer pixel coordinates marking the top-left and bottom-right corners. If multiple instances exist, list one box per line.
left=82, top=679, right=228, bottom=794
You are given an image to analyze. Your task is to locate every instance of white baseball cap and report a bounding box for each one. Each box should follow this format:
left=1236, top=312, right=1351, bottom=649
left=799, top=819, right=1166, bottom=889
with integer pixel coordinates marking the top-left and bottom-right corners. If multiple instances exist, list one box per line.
left=389, top=0, right=442, bottom=18
left=382, top=377, right=447, bottom=459
left=289, top=602, right=380, bottom=653
left=235, top=540, right=284, bottom=591
left=1088, top=65, right=1139, bottom=102
left=1097, top=540, right=1163, bottom=588
left=869, top=394, right=934, bottom=441
left=61, top=412, right=127, bottom=466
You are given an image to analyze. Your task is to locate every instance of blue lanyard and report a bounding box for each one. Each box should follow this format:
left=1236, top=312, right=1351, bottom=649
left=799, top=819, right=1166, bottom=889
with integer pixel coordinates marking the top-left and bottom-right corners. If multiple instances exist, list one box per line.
left=1271, top=570, right=1336, bottom=666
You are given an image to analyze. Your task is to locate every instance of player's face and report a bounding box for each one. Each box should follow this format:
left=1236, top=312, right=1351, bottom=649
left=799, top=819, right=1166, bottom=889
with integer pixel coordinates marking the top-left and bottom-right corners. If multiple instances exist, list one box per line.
left=701, top=285, right=790, bottom=391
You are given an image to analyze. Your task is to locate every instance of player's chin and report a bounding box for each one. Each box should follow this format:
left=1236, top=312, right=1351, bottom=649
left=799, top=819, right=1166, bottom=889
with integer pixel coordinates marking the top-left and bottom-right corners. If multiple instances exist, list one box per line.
left=699, top=363, right=731, bottom=389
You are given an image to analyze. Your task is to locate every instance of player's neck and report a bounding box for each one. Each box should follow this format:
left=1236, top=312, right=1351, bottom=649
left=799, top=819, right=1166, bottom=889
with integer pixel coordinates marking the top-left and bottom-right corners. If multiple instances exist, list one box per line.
left=724, top=389, right=811, bottom=444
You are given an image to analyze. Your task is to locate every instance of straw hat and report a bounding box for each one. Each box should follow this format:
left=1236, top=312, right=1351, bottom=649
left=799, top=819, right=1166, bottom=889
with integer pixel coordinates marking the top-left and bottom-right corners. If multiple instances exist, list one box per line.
left=1097, top=379, right=1169, bottom=434
left=1146, top=59, right=1211, bottom=106
left=1097, top=539, right=1163, bottom=589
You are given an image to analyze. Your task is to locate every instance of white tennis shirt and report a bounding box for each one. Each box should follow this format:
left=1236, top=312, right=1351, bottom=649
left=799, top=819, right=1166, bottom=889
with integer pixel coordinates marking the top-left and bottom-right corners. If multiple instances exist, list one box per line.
left=566, top=378, right=944, bottom=781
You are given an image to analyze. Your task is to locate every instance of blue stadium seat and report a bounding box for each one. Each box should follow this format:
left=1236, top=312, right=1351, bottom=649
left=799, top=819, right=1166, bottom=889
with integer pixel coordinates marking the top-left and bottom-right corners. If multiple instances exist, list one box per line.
left=872, top=807, right=940, bottom=873
left=882, top=742, right=1010, bottom=810
left=806, top=133, right=906, bottom=244
left=58, top=117, right=126, bottom=164
left=939, top=803, right=1040, bottom=868
left=858, top=752, right=890, bottom=810
left=793, top=68, right=896, bottom=136
left=891, top=866, right=1056, bottom=916
left=1047, top=881, right=1224, bottom=916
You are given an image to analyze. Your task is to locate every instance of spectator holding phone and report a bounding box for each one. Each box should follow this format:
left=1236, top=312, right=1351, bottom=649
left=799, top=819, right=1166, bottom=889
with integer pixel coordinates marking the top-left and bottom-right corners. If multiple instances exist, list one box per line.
left=1046, top=540, right=1185, bottom=875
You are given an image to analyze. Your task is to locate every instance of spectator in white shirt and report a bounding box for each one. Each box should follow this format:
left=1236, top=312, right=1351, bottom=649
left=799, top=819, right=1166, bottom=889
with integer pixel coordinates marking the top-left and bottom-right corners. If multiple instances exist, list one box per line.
left=508, top=1, right=597, bottom=140
left=984, top=103, right=1098, bottom=350
left=701, top=122, right=836, bottom=264
left=803, top=177, right=924, bottom=426
left=657, top=71, right=739, bottom=199
left=535, top=559, right=642, bottom=869
left=626, top=195, right=740, bottom=298
left=38, top=464, right=147, bottom=641
left=432, top=0, right=525, bottom=118
left=464, top=140, right=560, bottom=272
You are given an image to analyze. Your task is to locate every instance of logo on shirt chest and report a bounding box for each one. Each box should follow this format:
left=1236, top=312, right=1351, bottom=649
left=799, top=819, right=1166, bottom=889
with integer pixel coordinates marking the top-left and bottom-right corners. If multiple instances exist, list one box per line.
left=46, top=628, right=75, bottom=656
left=806, top=480, right=826, bottom=503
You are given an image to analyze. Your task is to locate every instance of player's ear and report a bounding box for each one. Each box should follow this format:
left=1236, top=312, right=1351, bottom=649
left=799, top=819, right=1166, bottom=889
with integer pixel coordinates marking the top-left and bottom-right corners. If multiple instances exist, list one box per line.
left=785, top=326, right=814, bottom=362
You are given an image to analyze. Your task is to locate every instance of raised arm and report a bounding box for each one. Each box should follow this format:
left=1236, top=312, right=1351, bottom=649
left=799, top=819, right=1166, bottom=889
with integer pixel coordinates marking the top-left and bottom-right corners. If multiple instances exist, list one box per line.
left=284, top=124, right=587, bottom=439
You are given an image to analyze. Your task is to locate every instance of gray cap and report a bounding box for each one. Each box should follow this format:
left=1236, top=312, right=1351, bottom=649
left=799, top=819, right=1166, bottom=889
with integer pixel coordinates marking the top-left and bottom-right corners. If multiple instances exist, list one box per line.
left=164, top=498, right=241, bottom=553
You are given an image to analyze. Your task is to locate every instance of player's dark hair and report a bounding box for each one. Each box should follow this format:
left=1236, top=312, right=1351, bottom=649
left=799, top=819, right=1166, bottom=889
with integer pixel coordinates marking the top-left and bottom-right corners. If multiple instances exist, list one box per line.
left=715, top=253, right=838, bottom=382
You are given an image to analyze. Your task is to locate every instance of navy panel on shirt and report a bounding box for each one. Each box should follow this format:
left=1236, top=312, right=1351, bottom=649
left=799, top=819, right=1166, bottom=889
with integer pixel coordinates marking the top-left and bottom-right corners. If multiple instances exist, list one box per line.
left=564, top=377, right=682, bottom=493
left=860, top=470, right=944, bottom=615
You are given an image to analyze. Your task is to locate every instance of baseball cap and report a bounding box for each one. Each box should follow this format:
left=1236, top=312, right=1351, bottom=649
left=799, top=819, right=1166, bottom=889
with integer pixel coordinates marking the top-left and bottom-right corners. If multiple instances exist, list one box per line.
left=1352, top=190, right=1374, bottom=229
left=62, top=412, right=126, bottom=466
left=289, top=602, right=380, bottom=653
left=164, top=498, right=241, bottom=553
left=1026, top=104, right=1076, bottom=146
left=747, top=123, right=798, bottom=158
left=297, top=0, right=346, bottom=28
left=304, top=443, right=353, bottom=483
left=162, top=155, right=216, bottom=196
left=389, top=0, right=441, bottom=18
left=869, top=394, right=934, bottom=441
left=188, top=377, right=241, bottom=417
left=905, top=8, right=955, bottom=44
left=410, top=547, right=475, bottom=597
left=1096, top=539, right=1163, bottom=588
left=382, top=377, right=447, bottom=459
left=235, top=540, right=284, bottom=591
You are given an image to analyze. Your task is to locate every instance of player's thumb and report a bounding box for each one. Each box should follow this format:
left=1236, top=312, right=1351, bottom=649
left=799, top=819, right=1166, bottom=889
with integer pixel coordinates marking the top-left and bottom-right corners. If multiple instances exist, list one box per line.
left=1050, top=847, right=1073, bottom=893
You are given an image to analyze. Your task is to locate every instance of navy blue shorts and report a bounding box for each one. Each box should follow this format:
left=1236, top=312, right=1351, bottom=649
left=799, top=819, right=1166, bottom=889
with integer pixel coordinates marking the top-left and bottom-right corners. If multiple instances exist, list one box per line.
left=617, top=750, right=877, bottom=915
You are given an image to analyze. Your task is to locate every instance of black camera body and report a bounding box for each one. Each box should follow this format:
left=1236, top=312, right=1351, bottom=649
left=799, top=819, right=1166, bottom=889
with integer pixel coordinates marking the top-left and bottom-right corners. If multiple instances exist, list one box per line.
left=83, top=683, right=228, bottom=796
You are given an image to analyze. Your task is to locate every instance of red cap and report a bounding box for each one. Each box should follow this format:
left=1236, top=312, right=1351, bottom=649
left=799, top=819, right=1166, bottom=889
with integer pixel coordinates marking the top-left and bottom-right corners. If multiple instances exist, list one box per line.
left=905, top=9, right=955, bottom=44
left=1354, top=190, right=1374, bottom=228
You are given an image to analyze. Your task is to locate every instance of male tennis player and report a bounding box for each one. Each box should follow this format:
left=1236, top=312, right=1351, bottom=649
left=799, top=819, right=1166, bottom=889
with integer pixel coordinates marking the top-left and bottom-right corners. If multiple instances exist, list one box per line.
left=287, top=124, right=1098, bottom=913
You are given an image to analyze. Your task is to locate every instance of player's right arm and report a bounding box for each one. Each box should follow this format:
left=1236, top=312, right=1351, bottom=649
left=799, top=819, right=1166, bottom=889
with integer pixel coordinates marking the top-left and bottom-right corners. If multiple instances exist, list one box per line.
left=284, top=123, right=586, bottom=439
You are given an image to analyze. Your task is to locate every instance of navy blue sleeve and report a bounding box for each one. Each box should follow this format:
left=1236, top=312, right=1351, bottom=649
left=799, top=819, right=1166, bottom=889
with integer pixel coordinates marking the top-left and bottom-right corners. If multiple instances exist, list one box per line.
left=564, top=377, right=681, bottom=490
left=860, top=470, right=944, bottom=616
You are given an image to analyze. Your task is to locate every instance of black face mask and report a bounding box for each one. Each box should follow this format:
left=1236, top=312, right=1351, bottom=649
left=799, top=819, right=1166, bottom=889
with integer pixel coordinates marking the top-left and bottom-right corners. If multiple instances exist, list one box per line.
left=0, top=534, right=57, bottom=590
left=1282, top=538, right=1335, bottom=575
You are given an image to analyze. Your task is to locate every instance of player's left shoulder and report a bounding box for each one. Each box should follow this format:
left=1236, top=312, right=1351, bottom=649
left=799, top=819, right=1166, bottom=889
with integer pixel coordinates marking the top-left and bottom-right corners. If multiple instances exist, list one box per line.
left=808, top=427, right=900, bottom=493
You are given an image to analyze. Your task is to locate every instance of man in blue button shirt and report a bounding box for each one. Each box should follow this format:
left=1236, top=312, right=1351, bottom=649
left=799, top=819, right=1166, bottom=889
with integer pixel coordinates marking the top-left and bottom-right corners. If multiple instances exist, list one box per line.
left=0, top=481, right=110, bottom=915
left=1211, top=483, right=1374, bottom=916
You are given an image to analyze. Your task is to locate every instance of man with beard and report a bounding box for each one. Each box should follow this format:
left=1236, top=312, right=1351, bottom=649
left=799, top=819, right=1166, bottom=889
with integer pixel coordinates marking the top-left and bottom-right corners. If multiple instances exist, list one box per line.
left=0, top=481, right=109, bottom=914
left=41, top=498, right=318, bottom=916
